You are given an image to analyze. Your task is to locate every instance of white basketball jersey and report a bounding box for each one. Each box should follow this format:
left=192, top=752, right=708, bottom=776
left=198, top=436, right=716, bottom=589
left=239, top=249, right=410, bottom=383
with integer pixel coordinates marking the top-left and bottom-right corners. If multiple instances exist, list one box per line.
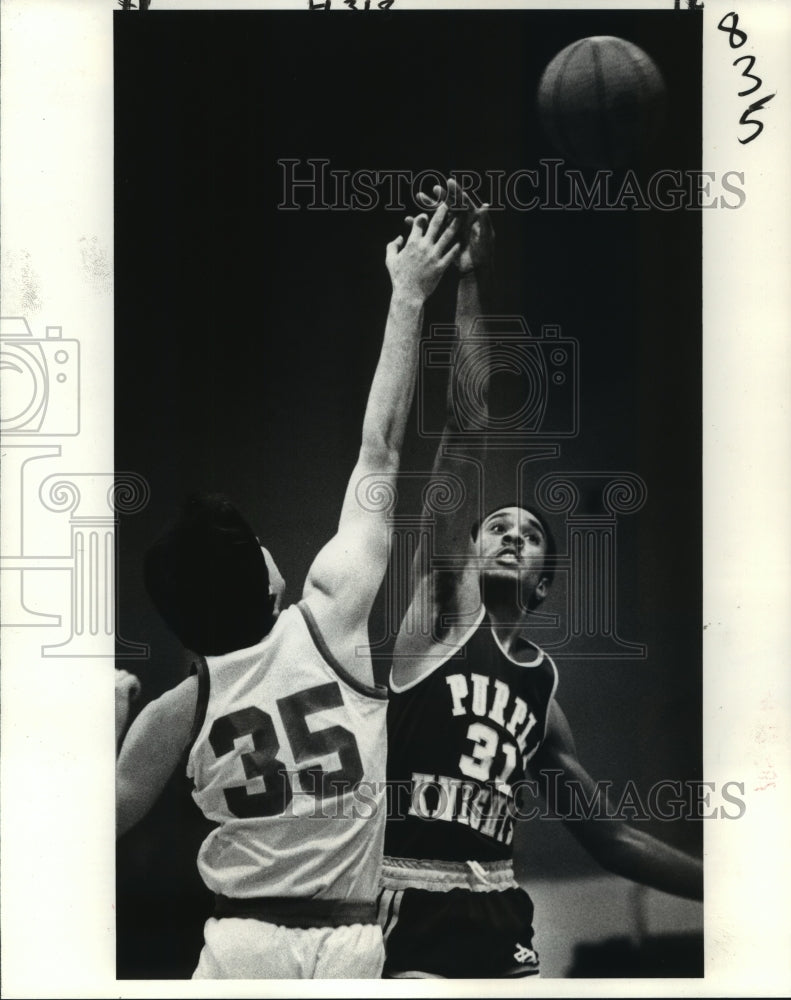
left=187, top=601, right=387, bottom=902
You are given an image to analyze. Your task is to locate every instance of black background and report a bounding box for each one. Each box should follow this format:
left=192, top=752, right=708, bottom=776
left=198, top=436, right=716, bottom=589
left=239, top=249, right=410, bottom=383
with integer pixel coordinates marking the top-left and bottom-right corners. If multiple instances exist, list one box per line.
left=116, top=8, right=702, bottom=978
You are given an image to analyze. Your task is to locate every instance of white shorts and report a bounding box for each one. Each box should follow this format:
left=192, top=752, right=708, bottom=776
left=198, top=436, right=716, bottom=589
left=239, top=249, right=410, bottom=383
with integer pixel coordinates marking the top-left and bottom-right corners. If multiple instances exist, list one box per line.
left=192, top=916, right=385, bottom=979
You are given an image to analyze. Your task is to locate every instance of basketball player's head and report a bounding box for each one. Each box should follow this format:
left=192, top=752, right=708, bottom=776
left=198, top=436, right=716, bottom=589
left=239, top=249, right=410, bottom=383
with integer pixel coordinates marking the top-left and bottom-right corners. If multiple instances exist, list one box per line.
left=470, top=505, right=556, bottom=612
left=144, top=493, right=284, bottom=656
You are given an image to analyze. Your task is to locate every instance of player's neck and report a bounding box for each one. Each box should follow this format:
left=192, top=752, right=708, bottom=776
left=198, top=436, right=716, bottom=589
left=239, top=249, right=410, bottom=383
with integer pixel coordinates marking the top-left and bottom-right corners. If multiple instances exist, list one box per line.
left=482, top=579, right=531, bottom=654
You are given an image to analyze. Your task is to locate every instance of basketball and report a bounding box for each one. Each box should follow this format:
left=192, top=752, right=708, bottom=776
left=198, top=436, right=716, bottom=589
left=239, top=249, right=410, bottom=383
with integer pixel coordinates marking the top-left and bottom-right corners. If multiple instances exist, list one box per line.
left=537, top=36, right=666, bottom=168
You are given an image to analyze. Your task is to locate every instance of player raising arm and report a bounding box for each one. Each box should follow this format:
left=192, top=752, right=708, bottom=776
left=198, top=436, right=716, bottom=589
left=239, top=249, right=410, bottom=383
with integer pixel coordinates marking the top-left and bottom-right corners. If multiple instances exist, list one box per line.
left=379, top=180, right=701, bottom=980
left=116, top=205, right=459, bottom=980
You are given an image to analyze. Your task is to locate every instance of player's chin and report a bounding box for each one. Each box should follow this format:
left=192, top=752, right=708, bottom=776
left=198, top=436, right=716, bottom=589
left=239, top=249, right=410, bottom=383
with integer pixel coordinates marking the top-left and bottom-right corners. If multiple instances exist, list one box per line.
left=481, top=564, right=523, bottom=583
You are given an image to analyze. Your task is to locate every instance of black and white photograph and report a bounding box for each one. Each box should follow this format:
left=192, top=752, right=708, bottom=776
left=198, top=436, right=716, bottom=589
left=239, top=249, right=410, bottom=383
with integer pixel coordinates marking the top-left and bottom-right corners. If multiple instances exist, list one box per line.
left=1, top=0, right=789, bottom=995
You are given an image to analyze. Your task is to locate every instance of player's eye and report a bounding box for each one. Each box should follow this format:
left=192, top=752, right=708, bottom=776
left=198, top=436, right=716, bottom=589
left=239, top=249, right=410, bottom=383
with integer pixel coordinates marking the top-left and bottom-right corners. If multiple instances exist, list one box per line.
left=490, top=523, right=504, bottom=533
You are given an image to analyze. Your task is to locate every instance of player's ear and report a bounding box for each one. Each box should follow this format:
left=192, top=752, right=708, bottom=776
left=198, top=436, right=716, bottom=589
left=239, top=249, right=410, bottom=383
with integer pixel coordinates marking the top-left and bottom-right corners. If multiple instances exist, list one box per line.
left=534, top=577, right=550, bottom=604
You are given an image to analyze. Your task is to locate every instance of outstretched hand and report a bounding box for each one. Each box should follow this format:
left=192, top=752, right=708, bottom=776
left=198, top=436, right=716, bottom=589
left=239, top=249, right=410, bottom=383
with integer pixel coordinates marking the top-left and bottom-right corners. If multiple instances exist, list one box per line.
left=415, top=177, right=494, bottom=275
left=386, top=201, right=460, bottom=301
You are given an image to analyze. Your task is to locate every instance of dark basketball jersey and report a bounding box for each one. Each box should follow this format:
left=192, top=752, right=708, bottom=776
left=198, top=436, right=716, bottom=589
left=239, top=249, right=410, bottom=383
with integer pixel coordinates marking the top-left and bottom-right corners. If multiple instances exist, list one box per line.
left=385, top=609, right=558, bottom=863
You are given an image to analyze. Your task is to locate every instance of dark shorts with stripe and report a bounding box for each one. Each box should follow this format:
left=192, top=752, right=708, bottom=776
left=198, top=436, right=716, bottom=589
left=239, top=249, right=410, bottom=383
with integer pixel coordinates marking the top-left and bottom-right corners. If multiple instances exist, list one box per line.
left=377, top=858, right=540, bottom=979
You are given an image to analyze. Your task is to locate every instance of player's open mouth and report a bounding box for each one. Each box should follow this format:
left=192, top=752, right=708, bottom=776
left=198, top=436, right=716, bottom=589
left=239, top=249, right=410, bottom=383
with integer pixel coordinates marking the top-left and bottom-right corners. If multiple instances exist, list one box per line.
left=496, top=549, right=520, bottom=563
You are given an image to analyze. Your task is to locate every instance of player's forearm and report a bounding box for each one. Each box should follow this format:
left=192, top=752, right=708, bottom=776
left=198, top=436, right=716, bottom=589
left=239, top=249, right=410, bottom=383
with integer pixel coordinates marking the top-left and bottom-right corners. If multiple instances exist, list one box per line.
left=457, top=264, right=493, bottom=335
left=415, top=270, right=493, bottom=559
left=446, top=270, right=492, bottom=434
left=359, top=289, right=424, bottom=466
left=595, top=823, right=703, bottom=901
left=115, top=681, right=195, bottom=839
left=116, top=777, right=146, bottom=838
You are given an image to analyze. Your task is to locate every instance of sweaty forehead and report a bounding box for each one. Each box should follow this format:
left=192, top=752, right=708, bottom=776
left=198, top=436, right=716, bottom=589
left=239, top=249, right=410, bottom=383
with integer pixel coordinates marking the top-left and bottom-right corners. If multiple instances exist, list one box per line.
left=484, top=506, right=544, bottom=533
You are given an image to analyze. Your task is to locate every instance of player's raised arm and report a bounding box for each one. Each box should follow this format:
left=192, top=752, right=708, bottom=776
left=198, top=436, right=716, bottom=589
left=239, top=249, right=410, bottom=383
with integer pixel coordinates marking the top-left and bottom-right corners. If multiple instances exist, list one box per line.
left=302, top=206, right=460, bottom=685
left=528, top=701, right=703, bottom=901
left=394, top=180, right=496, bottom=664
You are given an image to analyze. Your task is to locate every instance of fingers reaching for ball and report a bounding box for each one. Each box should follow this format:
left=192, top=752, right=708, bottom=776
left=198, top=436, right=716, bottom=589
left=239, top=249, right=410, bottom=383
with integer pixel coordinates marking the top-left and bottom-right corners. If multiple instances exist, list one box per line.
left=412, top=176, right=494, bottom=275
left=386, top=202, right=460, bottom=301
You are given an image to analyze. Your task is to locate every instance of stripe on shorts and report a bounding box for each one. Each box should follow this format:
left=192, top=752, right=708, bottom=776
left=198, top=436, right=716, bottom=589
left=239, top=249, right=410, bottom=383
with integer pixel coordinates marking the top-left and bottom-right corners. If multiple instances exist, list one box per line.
left=379, top=888, right=404, bottom=944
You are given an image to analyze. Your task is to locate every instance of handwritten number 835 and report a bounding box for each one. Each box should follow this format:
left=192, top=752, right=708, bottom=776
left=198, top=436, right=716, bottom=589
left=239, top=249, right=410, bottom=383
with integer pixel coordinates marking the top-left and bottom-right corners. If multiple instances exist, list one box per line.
left=718, top=11, right=775, bottom=145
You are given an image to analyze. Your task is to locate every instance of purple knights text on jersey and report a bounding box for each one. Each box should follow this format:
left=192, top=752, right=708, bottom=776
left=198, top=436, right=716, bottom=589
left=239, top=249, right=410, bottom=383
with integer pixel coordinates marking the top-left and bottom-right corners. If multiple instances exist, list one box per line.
left=385, top=609, right=558, bottom=863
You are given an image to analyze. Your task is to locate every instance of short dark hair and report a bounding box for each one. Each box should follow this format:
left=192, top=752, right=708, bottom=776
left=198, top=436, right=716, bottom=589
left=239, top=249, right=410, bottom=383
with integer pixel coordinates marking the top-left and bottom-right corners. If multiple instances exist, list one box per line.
left=471, top=504, right=557, bottom=591
left=144, top=493, right=274, bottom=656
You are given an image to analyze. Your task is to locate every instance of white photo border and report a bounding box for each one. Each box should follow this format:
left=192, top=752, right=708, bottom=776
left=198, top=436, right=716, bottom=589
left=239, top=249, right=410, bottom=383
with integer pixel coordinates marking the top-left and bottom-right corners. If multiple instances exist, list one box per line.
left=1, top=0, right=789, bottom=996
